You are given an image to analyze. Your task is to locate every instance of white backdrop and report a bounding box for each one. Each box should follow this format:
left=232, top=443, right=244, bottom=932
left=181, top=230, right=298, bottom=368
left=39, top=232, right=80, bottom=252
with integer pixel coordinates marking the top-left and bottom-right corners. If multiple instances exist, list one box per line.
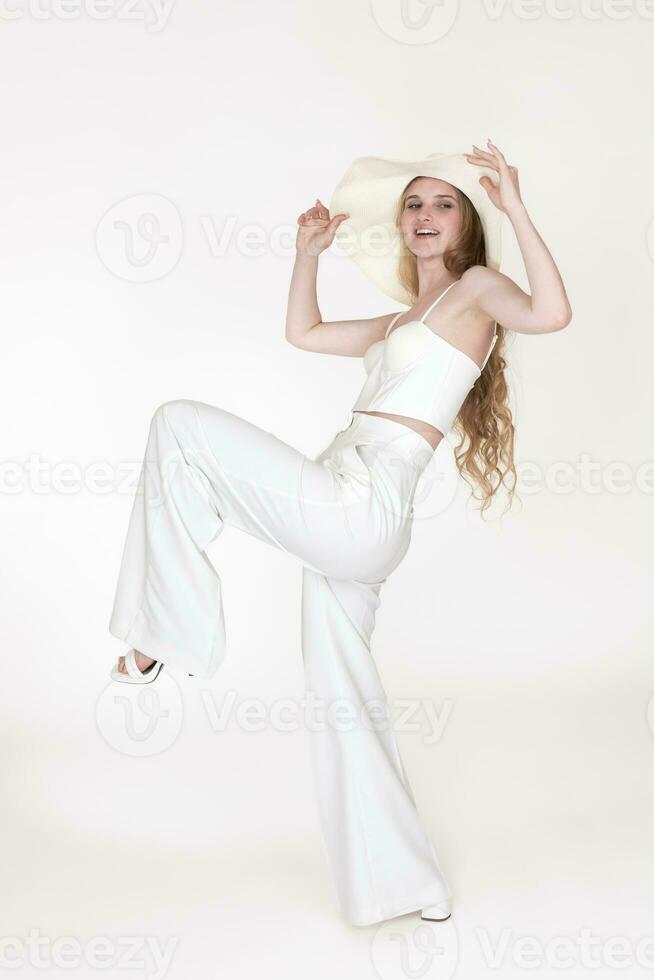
left=2, top=1, right=653, bottom=977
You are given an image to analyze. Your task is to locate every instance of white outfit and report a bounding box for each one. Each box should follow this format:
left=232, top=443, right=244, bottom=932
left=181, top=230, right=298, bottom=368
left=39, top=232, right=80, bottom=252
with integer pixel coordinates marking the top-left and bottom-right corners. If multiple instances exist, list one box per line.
left=108, top=401, right=448, bottom=925
left=108, top=280, right=495, bottom=925
left=352, top=280, right=497, bottom=433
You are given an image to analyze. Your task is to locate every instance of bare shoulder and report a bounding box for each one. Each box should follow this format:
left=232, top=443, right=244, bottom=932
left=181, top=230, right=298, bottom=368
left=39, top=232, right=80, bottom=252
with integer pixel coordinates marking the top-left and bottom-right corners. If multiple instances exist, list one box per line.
left=459, top=265, right=509, bottom=298
left=459, top=265, right=523, bottom=320
left=447, top=266, right=506, bottom=330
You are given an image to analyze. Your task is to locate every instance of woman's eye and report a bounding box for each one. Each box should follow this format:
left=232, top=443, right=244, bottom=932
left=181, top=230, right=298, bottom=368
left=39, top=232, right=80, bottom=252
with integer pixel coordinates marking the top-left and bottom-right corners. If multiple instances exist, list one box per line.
left=407, top=202, right=452, bottom=209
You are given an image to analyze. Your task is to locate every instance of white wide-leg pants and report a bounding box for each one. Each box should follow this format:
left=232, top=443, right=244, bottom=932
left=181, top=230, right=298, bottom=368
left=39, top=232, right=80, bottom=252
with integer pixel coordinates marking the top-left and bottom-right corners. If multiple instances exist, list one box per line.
left=108, top=399, right=451, bottom=925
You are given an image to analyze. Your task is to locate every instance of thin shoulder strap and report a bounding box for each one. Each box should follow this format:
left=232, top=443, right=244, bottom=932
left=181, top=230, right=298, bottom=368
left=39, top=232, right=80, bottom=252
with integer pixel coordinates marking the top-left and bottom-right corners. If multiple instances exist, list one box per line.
left=480, top=322, right=497, bottom=370
left=384, top=311, right=404, bottom=339
left=419, top=280, right=458, bottom=324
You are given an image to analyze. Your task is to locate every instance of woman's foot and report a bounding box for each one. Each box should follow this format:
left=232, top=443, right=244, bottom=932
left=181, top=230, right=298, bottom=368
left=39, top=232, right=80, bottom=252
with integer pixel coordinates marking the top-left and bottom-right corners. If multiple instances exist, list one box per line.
left=117, top=649, right=156, bottom=675
left=109, top=648, right=164, bottom=685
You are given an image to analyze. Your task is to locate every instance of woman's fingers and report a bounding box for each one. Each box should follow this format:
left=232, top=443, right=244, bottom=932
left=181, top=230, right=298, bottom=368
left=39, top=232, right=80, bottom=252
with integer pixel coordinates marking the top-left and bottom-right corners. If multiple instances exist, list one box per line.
left=478, top=140, right=511, bottom=172
left=468, top=145, right=499, bottom=168
left=485, top=141, right=512, bottom=174
left=487, top=139, right=506, bottom=160
left=298, top=201, right=331, bottom=227
left=473, top=139, right=502, bottom=159
left=465, top=153, right=498, bottom=171
left=466, top=139, right=508, bottom=167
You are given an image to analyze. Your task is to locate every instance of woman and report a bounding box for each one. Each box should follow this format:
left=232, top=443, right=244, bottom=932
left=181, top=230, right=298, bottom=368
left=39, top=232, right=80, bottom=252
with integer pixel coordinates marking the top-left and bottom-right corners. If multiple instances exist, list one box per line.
left=107, top=141, right=572, bottom=927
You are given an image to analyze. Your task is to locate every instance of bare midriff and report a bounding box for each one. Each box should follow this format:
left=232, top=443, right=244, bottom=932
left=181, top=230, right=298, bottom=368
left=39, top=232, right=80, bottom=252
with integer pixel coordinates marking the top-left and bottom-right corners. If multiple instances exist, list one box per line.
left=353, top=410, right=443, bottom=451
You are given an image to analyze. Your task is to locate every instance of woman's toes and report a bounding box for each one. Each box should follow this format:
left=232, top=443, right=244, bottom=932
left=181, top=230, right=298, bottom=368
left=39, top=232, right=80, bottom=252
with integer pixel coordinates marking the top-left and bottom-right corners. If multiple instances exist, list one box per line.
left=115, top=651, right=156, bottom=675
left=135, top=653, right=156, bottom=672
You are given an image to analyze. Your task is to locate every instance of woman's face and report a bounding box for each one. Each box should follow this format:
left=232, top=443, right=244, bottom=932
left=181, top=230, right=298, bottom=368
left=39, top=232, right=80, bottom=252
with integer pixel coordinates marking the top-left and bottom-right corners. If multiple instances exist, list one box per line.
left=399, top=176, right=462, bottom=259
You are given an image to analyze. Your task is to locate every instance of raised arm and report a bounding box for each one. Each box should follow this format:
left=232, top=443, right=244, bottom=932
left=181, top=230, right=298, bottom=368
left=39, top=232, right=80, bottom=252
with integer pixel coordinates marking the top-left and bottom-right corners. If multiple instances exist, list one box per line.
left=285, top=199, right=394, bottom=357
left=464, top=140, right=573, bottom=334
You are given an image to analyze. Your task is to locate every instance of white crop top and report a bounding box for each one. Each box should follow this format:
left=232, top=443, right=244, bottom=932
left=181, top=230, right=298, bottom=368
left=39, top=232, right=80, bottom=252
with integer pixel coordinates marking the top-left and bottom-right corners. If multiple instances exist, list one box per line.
left=351, top=281, right=497, bottom=436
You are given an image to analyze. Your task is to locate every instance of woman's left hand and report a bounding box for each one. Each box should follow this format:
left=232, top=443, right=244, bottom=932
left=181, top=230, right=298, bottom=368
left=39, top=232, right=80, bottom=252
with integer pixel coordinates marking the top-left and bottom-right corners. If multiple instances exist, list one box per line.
left=465, top=140, right=523, bottom=215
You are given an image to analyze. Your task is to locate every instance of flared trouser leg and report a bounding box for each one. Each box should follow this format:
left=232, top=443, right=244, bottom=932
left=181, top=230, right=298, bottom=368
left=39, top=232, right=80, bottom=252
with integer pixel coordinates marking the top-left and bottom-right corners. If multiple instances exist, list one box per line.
left=108, top=401, right=228, bottom=679
left=300, top=568, right=450, bottom=927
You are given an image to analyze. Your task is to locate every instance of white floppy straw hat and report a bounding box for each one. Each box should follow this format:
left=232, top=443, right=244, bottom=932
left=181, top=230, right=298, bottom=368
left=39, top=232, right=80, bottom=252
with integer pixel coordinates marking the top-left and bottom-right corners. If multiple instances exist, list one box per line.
left=329, top=151, right=504, bottom=306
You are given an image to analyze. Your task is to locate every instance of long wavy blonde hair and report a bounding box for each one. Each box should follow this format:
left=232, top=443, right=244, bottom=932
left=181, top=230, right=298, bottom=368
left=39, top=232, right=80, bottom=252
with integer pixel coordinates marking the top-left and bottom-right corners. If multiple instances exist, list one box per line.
left=394, top=179, right=519, bottom=519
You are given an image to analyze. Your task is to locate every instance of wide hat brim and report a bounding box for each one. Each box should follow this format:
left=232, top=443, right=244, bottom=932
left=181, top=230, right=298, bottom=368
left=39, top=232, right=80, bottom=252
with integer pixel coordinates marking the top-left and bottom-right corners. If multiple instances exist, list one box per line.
left=329, top=151, right=504, bottom=306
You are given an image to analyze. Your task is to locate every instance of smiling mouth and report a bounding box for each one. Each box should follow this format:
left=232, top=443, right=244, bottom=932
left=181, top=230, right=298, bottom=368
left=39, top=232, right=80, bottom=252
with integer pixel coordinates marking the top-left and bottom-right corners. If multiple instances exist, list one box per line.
left=414, top=229, right=440, bottom=237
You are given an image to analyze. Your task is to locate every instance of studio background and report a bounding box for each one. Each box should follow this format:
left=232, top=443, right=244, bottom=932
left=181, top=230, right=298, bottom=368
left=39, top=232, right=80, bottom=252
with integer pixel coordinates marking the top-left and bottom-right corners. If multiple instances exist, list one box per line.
left=2, top=1, right=652, bottom=977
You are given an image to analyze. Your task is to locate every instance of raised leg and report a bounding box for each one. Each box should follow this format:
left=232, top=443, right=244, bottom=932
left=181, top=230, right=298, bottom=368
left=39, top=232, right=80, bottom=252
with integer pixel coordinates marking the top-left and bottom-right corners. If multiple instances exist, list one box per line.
left=108, top=399, right=391, bottom=679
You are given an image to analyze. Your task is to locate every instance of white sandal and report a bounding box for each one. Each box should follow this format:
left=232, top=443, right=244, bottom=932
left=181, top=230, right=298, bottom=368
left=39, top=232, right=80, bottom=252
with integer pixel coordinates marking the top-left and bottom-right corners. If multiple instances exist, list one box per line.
left=420, top=898, right=452, bottom=922
left=110, top=648, right=164, bottom=684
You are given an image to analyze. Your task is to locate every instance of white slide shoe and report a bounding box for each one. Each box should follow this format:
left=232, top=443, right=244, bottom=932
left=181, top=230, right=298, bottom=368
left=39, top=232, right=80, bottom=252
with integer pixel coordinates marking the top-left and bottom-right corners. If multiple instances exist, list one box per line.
left=109, top=648, right=164, bottom=684
left=420, top=898, right=452, bottom=922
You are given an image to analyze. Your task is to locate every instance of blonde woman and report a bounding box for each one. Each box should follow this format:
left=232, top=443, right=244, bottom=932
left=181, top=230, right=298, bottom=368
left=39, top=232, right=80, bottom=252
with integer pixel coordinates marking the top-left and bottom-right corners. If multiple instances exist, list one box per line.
left=107, top=141, right=571, bottom=927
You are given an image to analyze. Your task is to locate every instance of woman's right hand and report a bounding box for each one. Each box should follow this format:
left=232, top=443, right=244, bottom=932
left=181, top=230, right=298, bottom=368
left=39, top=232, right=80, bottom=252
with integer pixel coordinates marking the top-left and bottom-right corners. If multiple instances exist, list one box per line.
left=296, top=198, right=349, bottom=257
